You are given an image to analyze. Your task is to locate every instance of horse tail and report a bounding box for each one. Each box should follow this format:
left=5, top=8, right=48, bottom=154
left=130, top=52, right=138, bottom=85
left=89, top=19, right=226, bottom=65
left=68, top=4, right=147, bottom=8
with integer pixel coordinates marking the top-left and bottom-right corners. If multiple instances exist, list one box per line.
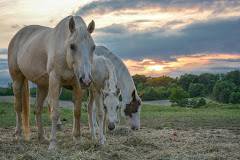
left=21, top=78, right=30, bottom=140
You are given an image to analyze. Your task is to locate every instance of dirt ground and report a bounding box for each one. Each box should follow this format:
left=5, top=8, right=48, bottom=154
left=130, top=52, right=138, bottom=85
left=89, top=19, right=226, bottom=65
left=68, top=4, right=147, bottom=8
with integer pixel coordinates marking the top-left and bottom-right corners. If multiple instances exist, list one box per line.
left=0, top=126, right=240, bottom=160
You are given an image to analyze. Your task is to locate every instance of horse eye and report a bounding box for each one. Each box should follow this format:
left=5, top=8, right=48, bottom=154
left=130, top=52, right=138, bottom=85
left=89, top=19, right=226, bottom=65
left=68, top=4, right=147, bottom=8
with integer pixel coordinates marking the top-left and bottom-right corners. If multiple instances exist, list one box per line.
left=70, top=44, right=76, bottom=51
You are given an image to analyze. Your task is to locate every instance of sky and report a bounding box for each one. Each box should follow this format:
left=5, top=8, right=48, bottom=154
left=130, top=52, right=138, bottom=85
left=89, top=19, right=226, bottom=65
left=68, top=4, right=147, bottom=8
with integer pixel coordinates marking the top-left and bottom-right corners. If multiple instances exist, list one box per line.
left=0, top=0, right=240, bottom=86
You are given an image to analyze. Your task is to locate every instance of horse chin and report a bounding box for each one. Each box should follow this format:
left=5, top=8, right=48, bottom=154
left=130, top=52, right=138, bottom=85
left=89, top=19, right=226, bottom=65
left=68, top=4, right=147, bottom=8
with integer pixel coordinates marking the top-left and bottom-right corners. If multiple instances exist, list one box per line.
left=79, top=81, right=91, bottom=89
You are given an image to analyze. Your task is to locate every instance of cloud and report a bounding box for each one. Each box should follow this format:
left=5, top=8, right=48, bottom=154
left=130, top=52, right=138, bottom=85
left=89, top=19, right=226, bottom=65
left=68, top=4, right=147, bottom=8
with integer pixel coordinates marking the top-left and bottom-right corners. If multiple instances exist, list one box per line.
left=76, top=0, right=240, bottom=16
left=94, top=17, right=240, bottom=60
left=97, top=23, right=128, bottom=34
left=123, top=53, right=240, bottom=77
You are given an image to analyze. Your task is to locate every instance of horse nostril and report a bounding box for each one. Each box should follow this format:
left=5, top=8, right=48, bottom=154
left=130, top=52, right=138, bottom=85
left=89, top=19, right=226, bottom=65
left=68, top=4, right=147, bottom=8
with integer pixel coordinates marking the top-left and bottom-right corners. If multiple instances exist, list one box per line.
left=108, top=123, right=115, bottom=131
left=79, top=77, right=84, bottom=83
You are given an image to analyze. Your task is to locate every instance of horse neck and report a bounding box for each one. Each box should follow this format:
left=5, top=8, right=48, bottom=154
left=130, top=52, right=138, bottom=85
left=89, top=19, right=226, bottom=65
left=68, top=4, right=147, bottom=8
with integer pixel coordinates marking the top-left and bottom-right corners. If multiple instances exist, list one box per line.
left=115, top=62, right=136, bottom=104
left=120, top=75, right=136, bottom=104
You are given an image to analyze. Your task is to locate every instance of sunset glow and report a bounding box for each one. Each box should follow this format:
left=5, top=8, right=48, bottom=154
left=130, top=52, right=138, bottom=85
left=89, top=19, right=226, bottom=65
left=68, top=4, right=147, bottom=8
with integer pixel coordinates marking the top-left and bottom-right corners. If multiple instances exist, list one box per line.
left=146, top=65, right=164, bottom=72
left=124, top=53, right=240, bottom=77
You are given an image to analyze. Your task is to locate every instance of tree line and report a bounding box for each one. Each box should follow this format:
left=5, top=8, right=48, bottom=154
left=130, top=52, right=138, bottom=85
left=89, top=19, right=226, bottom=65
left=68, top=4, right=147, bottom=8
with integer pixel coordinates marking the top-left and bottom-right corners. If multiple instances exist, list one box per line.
left=133, top=70, right=240, bottom=105
left=1, top=70, right=240, bottom=105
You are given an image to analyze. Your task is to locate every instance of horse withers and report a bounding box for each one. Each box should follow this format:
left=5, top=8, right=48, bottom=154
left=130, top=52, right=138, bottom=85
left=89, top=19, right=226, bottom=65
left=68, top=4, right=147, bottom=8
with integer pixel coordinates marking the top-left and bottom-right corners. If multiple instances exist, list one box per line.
left=8, top=15, right=95, bottom=150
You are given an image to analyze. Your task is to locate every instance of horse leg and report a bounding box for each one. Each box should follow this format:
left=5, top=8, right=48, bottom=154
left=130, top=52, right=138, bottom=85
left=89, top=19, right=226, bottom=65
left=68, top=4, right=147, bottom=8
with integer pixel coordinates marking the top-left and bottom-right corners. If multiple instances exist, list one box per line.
left=103, top=109, right=107, bottom=134
left=95, top=93, right=106, bottom=145
left=12, top=77, right=24, bottom=142
left=48, top=71, right=60, bottom=150
left=35, top=85, right=48, bottom=142
left=47, top=89, right=63, bottom=131
left=72, top=84, right=82, bottom=140
left=88, top=90, right=97, bottom=140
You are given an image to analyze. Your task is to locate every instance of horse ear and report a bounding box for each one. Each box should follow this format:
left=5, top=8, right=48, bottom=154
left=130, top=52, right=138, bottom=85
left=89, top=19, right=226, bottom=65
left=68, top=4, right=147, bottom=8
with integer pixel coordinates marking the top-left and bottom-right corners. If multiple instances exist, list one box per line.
left=87, top=20, right=95, bottom=34
left=69, top=16, right=75, bottom=33
left=132, top=90, right=136, bottom=101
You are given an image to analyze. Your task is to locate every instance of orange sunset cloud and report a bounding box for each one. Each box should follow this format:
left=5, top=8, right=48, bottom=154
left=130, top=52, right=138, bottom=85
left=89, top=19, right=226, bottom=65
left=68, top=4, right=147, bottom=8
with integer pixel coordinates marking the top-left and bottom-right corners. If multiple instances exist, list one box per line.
left=124, top=53, right=240, bottom=77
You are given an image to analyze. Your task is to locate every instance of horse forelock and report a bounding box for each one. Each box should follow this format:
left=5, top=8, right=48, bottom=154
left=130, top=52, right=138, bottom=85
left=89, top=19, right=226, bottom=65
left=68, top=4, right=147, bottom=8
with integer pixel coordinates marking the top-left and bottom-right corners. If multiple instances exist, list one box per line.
left=54, top=16, right=89, bottom=39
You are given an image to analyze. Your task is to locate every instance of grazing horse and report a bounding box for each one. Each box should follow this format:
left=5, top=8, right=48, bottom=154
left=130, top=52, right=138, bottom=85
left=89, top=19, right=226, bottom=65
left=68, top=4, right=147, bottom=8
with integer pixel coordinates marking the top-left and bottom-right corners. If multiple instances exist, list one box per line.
left=88, top=55, right=120, bottom=144
left=94, top=46, right=142, bottom=130
left=8, top=15, right=95, bottom=150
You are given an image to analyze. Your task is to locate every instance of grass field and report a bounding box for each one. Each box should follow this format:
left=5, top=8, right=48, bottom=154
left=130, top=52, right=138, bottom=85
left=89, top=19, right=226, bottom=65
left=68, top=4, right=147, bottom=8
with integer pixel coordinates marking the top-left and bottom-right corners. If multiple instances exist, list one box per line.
left=0, top=102, right=240, bottom=159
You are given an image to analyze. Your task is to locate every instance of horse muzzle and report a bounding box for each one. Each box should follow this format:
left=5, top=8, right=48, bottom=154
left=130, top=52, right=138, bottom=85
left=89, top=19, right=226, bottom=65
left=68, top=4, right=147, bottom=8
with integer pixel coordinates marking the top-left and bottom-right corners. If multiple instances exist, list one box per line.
left=108, top=122, right=115, bottom=131
left=79, top=74, right=92, bottom=88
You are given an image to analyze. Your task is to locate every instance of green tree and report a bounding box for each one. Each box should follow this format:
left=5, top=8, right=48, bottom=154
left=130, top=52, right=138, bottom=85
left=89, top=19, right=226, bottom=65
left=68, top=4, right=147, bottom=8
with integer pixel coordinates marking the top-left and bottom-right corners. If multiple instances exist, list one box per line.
left=169, top=86, right=189, bottom=103
left=145, top=76, right=175, bottom=87
left=224, top=70, right=240, bottom=86
left=142, top=87, right=159, bottom=100
left=132, top=74, right=148, bottom=86
left=188, top=83, right=205, bottom=97
left=178, top=74, right=198, bottom=91
left=198, top=73, right=218, bottom=94
left=213, top=80, right=236, bottom=103
left=229, top=92, right=240, bottom=104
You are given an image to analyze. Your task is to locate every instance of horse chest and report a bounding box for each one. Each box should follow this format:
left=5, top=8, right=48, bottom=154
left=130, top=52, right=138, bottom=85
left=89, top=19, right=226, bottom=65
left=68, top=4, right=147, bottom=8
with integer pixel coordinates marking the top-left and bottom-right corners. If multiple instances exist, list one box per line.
left=59, top=69, right=75, bottom=83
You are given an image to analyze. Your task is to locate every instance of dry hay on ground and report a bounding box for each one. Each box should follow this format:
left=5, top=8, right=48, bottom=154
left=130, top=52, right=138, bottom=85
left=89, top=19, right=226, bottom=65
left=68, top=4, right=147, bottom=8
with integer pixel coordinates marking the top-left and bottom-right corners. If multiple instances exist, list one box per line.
left=0, top=126, right=240, bottom=160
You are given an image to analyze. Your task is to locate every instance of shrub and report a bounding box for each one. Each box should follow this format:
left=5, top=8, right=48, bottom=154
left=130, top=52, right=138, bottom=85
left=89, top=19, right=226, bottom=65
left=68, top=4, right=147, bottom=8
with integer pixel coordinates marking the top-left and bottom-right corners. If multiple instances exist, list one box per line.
left=177, top=98, right=206, bottom=108
left=177, top=98, right=188, bottom=107
left=197, top=98, right=206, bottom=106
left=188, top=98, right=198, bottom=108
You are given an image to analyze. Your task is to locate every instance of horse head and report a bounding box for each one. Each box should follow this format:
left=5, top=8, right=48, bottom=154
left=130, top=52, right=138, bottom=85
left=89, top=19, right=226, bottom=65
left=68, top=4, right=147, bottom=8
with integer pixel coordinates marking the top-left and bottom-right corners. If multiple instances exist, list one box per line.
left=102, top=82, right=121, bottom=131
left=124, top=90, right=141, bottom=130
left=66, top=16, right=95, bottom=88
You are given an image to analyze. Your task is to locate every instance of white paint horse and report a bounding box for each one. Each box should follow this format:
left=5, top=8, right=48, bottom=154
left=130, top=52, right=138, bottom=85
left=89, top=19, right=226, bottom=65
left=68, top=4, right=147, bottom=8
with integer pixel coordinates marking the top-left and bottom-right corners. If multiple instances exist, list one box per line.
left=8, top=16, right=95, bottom=150
left=88, top=55, right=120, bottom=144
left=94, top=46, right=142, bottom=130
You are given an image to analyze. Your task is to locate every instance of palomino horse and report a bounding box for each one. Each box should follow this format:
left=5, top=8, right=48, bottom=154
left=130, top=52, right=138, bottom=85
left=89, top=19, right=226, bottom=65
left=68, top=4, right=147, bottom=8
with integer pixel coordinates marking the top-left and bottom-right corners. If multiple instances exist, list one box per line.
left=88, top=55, right=120, bottom=144
left=94, top=46, right=142, bottom=130
left=8, top=16, right=95, bottom=150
